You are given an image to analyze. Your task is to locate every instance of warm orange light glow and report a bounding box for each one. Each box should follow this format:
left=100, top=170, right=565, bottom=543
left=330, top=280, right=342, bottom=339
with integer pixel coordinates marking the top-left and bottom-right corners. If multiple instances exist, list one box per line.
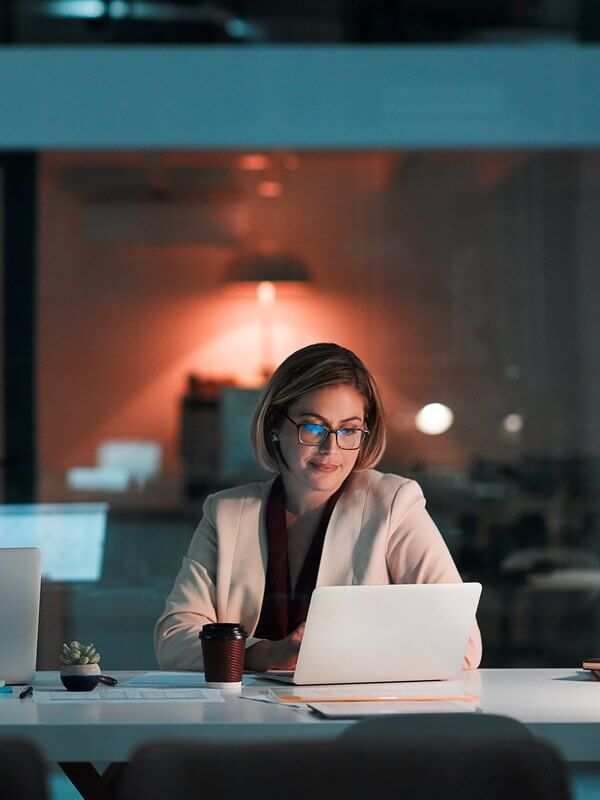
left=239, top=154, right=269, bottom=171
left=257, top=180, right=283, bottom=198
left=40, top=151, right=481, bottom=492
left=44, top=288, right=356, bottom=470
left=191, top=288, right=350, bottom=385
left=282, top=154, right=300, bottom=170
left=257, top=281, right=276, bottom=309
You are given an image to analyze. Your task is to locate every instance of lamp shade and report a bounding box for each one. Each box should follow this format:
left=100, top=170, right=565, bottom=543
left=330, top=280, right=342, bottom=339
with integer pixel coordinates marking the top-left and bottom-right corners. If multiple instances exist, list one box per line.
left=225, top=252, right=310, bottom=283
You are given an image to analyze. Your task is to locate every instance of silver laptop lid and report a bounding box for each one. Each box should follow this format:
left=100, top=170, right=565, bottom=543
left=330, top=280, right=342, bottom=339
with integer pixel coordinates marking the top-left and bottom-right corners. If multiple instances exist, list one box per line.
left=0, top=548, right=41, bottom=684
left=293, top=583, right=481, bottom=685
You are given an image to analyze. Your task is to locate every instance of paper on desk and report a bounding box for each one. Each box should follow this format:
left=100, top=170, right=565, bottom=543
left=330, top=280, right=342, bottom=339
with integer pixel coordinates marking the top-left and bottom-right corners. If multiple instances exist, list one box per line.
left=123, top=672, right=207, bottom=687
left=123, top=672, right=262, bottom=688
left=308, top=700, right=478, bottom=718
left=33, top=687, right=224, bottom=703
left=267, top=680, right=478, bottom=704
left=241, top=681, right=478, bottom=709
left=242, top=688, right=285, bottom=705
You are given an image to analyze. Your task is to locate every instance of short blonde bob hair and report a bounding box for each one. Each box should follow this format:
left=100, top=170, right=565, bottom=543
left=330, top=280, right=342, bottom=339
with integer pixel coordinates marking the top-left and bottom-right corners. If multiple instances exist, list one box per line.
left=251, top=343, right=387, bottom=474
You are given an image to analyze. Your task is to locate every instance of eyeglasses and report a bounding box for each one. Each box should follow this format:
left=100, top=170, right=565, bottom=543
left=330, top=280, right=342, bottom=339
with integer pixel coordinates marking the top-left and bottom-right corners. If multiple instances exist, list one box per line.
left=282, top=412, right=369, bottom=451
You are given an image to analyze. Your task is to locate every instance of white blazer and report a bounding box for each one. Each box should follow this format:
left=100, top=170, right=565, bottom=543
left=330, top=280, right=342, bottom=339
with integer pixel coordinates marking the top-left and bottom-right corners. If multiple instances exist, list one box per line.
left=155, top=469, right=482, bottom=671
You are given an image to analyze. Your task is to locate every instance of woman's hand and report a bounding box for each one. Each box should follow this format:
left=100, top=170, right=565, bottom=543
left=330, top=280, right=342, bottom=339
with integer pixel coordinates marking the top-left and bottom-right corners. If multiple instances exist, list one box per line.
left=244, top=623, right=305, bottom=672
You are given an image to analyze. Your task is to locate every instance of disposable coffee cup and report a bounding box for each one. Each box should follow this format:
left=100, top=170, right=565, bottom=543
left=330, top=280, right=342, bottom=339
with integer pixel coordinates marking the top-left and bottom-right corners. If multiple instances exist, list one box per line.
left=199, top=623, right=247, bottom=689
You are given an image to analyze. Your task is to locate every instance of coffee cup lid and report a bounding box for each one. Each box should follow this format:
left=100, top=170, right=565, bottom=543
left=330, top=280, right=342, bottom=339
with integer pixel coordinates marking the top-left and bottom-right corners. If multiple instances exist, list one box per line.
left=199, top=623, right=247, bottom=641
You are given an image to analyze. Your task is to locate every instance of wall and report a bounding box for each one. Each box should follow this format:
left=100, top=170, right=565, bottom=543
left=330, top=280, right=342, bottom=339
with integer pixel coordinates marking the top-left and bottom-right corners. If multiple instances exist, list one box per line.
left=2, top=45, right=600, bottom=147
left=37, top=150, right=596, bottom=500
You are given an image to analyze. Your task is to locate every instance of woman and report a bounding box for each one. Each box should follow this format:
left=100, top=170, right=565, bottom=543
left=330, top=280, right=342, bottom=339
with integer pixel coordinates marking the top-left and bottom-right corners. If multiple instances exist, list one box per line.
left=155, top=343, right=482, bottom=671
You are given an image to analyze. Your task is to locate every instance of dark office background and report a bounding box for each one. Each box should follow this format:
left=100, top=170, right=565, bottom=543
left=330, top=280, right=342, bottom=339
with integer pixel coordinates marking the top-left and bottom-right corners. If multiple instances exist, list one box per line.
left=1, top=1, right=600, bottom=672
left=2, top=1, right=600, bottom=44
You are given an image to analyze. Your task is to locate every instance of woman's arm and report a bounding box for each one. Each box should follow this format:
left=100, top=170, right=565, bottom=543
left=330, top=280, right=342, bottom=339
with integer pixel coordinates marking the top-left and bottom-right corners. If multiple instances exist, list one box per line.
left=385, top=480, right=483, bottom=670
left=154, top=495, right=218, bottom=671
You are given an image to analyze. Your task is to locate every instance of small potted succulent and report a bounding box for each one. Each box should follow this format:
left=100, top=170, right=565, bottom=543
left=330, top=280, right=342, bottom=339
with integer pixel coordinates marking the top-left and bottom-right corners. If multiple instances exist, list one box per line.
left=60, top=642, right=101, bottom=691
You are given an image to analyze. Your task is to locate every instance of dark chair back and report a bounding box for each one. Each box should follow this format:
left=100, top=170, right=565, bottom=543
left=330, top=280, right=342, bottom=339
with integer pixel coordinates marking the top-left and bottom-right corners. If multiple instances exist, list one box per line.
left=339, top=711, right=533, bottom=743
left=0, top=739, right=49, bottom=800
left=119, top=730, right=571, bottom=800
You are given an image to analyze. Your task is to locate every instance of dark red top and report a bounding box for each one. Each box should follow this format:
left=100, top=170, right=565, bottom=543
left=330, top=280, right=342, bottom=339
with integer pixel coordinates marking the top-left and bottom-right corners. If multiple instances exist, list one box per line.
left=254, top=476, right=344, bottom=640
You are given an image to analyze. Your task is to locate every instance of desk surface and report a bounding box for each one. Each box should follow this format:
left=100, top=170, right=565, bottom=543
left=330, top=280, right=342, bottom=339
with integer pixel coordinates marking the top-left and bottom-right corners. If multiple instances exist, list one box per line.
left=1, top=669, right=598, bottom=763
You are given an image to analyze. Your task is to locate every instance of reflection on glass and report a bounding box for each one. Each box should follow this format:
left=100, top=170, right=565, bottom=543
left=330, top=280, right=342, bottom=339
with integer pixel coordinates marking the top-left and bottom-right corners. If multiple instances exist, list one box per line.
left=0, top=503, right=107, bottom=582
left=27, top=150, right=600, bottom=669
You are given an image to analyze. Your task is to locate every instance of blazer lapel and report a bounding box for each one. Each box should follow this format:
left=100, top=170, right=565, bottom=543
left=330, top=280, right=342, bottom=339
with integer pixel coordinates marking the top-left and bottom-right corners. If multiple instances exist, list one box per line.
left=225, top=472, right=374, bottom=629
left=316, top=471, right=373, bottom=587
left=225, top=479, right=273, bottom=631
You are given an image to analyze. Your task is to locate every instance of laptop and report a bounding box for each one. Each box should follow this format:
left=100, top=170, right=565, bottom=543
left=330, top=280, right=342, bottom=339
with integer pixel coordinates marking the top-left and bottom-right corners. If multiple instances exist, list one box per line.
left=0, top=548, right=41, bottom=684
left=263, top=583, right=481, bottom=685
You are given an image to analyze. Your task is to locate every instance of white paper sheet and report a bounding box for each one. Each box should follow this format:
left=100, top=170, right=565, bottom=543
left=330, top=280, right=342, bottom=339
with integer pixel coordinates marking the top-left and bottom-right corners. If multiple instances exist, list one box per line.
left=123, top=672, right=208, bottom=687
left=123, top=672, right=262, bottom=688
left=241, top=688, right=283, bottom=704
left=240, top=681, right=479, bottom=711
left=308, top=700, right=479, bottom=717
left=266, top=680, right=478, bottom=703
left=33, top=687, right=224, bottom=703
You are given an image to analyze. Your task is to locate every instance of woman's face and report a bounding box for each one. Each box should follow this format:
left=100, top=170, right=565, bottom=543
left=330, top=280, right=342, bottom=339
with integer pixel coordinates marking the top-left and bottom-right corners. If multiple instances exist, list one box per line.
left=276, top=383, right=367, bottom=501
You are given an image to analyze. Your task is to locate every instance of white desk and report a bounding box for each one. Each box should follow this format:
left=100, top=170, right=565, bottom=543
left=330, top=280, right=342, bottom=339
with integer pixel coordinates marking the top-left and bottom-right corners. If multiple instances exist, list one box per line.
left=1, top=669, right=599, bottom=764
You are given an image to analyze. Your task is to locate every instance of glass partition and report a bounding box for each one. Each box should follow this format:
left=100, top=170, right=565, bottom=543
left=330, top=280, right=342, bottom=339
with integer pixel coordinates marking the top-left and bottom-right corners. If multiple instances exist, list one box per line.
left=0, top=164, right=3, bottom=505
left=29, top=149, right=600, bottom=668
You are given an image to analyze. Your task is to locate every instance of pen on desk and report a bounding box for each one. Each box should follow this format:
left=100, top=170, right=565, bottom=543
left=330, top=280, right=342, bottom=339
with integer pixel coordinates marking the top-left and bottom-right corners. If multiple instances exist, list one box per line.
left=19, top=685, right=33, bottom=699
left=98, top=675, right=118, bottom=686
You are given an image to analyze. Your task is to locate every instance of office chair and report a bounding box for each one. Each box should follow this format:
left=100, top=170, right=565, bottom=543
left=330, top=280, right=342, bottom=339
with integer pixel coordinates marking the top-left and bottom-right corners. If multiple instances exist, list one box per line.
left=119, top=730, right=571, bottom=800
left=338, top=711, right=534, bottom=743
left=0, top=739, right=49, bottom=800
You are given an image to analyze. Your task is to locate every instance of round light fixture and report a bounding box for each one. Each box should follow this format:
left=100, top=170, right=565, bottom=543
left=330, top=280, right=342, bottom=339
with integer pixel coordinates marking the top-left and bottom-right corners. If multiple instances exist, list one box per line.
left=415, top=403, right=454, bottom=436
left=225, top=252, right=311, bottom=283
left=503, top=413, right=523, bottom=434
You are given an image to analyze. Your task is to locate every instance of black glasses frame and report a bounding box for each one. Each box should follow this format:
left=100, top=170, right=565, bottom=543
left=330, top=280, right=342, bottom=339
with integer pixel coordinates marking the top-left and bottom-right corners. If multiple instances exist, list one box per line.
left=282, top=412, right=369, bottom=450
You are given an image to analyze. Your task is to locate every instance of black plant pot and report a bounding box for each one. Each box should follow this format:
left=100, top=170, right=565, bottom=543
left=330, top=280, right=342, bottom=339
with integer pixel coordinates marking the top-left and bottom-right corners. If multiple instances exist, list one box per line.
left=60, top=664, right=101, bottom=692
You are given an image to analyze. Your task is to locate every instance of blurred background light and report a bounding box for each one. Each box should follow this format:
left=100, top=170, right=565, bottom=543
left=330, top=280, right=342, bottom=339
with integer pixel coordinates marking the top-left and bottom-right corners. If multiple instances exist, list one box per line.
left=0, top=503, right=107, bottom=582
left=239, top=154, right=269, bottom=171
left=257, top=180, right=283, bottom=198
left=225, top=17, right=263, bottom=41
left=97, top=440, right=162, bottom=488
left=503, top=413, right=524, bottom=434
left=256, top=280, right=276, bottom=310
left=505, top=364, right=521, bottom=380
left=46, top=0, right=105, bottom=18
left=415, top=403, right=454, bottom=436
left=108, top=0, right=128, bottom=19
